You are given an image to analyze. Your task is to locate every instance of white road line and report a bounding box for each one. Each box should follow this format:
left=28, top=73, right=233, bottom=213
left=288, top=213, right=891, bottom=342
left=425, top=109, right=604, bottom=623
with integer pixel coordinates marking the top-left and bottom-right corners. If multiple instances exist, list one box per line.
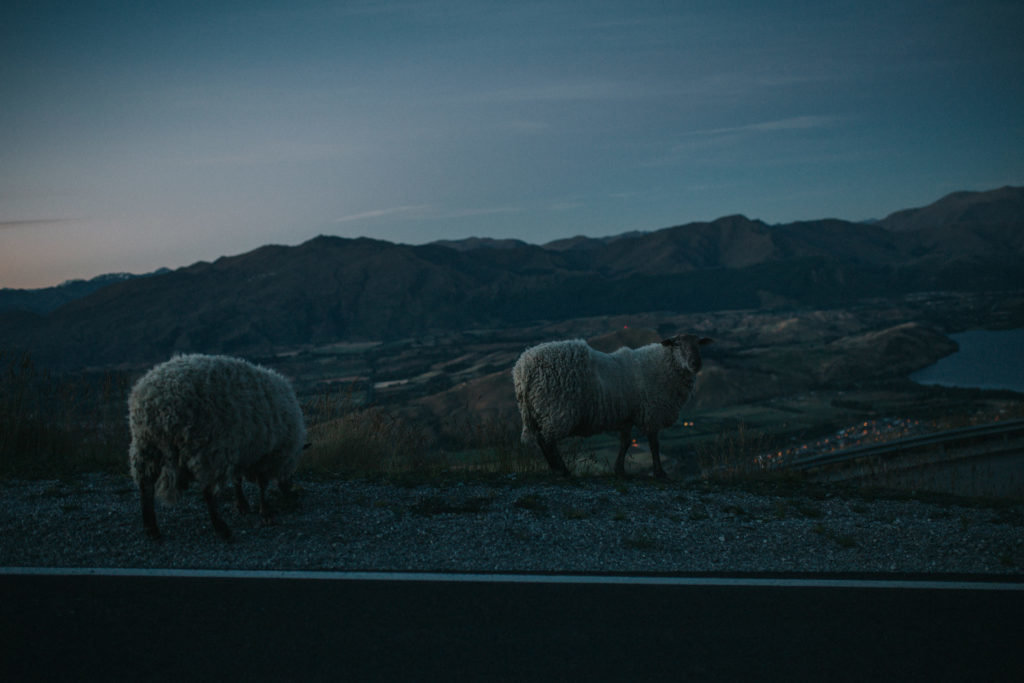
left=1, top=566, right=1022, bottom=590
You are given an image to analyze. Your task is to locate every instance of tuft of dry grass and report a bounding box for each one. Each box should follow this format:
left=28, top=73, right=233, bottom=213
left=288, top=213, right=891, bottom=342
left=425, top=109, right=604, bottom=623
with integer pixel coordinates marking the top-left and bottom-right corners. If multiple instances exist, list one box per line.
left=300, top=387, right=547, bottom=477
left=696, top=422, right=778, bottom=483
left=439, top=410, right=547, bottom=475
left=305, top=409, right=441, bottom=475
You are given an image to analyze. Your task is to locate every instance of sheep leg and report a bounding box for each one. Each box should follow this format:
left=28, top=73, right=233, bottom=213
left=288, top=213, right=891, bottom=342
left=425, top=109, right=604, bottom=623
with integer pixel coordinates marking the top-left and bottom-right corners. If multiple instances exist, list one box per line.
left=648, top=431, right=669, bottom=480
left=234, top=478, right=251, bottom=514
left=614, top=428, right=632, bottom=478
left=203, top=485, right=233, bottom=540
left=537, top=436, right=570, bottom=476
left=140, top=473, right=161, bottom=540
left=257, top=473, right=276, bottom=525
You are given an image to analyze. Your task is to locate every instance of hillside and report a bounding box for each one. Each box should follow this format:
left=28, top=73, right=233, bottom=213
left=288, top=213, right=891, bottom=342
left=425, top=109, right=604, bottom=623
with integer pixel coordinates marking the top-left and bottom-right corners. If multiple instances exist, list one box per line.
left=1, top=186, right=1022, bottom=370
left=0, top=272, right=157, bottom=315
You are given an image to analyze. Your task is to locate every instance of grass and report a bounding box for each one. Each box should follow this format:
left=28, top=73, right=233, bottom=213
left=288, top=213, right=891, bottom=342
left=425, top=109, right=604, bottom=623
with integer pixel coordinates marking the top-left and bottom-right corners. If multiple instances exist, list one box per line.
left=300, top=385, right=547, bottom=477
left=301, top=400, right=605, bottom=479
left=303, top=404, right=436, bottom=475
left=0, top=351, right=131, bottom=480
left=696, top=422, right=778, bottom=483
left=440, top=409, right=549, bottom=475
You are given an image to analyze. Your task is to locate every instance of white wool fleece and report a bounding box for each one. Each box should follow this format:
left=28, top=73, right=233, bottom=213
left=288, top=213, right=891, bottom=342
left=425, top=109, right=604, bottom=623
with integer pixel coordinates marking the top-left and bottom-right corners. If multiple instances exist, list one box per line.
left=513, top=338, right=698, bottom=444
left=128, top=354, right=306, bottom=504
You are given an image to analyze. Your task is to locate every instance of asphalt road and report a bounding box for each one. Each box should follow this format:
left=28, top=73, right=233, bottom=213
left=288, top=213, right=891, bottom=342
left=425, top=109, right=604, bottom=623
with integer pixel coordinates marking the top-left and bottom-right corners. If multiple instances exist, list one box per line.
left=2, top=570, right=1022, bottom=682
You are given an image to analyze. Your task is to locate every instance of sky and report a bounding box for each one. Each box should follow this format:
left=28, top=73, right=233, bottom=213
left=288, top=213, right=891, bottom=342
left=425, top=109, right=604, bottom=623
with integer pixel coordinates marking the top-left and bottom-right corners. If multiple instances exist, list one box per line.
left=2, top=0, right=1022, bottom=289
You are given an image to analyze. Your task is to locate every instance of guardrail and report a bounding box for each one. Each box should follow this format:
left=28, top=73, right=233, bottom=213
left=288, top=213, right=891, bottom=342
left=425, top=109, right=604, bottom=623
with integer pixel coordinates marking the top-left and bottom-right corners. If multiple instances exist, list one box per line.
left=787, top=419, right=1024, bottom=499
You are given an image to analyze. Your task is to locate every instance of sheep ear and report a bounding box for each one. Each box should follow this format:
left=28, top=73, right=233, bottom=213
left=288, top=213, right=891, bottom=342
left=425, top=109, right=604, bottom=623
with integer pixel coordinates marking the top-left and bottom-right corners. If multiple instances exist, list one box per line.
left=699, top=337, right=713, bottom=346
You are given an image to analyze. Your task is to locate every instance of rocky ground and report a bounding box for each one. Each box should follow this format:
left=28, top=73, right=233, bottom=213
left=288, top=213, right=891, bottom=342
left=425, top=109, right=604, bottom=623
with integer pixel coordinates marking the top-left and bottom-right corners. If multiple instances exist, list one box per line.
left=2, top=472, right=1022, bottom=575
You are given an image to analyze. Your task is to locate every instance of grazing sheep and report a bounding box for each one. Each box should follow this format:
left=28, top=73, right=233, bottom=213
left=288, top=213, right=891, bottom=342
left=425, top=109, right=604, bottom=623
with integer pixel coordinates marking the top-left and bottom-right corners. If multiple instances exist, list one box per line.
left=128, top=353, right=307, bottom=540
left=513, top=334, right=711, bottom=478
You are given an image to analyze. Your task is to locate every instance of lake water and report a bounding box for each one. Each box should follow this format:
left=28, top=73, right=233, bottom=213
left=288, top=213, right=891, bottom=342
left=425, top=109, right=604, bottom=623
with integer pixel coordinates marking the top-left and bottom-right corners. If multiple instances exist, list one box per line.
left=911, top=329, right=1024, bottom=393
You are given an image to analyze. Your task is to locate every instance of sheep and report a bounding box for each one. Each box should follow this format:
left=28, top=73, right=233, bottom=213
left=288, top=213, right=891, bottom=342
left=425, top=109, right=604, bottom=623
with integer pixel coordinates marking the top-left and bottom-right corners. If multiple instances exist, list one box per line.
left=128, top=353, right=307, bottom=540
left=513, top=334, right=711, bottom=478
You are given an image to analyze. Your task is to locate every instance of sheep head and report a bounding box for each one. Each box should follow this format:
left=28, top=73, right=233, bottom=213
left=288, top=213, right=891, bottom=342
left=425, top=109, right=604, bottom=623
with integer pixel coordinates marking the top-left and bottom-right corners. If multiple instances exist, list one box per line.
left=661, top=334, right=713, bottom=374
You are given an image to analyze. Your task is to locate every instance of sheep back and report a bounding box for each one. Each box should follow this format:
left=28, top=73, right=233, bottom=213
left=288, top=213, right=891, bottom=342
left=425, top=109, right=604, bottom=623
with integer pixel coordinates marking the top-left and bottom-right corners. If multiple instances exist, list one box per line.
left=128, top=353, right=306, bottom=504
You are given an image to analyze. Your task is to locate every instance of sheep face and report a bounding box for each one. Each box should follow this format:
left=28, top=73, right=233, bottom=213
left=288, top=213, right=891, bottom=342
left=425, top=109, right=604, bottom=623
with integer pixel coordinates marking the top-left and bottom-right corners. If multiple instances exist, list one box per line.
left=661, top=334, right=713, bottom=374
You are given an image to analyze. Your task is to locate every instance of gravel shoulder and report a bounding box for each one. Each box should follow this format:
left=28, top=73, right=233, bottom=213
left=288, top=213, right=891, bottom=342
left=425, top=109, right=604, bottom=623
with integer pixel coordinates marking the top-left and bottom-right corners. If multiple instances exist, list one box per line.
left=2, top=472, right=1022, bottom=575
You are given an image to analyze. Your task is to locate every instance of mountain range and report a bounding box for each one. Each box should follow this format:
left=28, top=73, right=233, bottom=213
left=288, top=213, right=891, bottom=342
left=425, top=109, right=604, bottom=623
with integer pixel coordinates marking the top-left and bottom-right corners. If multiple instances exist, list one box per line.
left=2, top=186, right=1022, bottom=370
left=0, top=272, right=157, bottom=315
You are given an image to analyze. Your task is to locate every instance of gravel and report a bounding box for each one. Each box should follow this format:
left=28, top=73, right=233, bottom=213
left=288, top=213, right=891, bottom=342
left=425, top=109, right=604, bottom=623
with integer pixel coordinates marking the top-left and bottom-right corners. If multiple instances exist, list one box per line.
left=2, top=472, right=1022, bottom=575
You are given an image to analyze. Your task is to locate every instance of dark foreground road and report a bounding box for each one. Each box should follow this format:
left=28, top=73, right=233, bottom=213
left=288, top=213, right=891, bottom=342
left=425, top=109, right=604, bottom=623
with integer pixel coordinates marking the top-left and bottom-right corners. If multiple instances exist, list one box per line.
left=2, top=570, right=1022, bottom=682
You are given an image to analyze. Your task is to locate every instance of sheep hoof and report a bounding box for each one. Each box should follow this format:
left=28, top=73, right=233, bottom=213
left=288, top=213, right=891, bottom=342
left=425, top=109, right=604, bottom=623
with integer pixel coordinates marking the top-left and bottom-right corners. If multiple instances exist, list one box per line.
left=653, top=470, right=670, bottom=481
left=144, top=526, right=162, bottom=541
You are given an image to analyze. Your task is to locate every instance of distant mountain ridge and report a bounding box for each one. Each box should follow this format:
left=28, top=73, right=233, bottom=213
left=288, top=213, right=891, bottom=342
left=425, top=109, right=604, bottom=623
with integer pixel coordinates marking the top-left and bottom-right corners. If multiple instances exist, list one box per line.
left=428, top=237, right=529, bottom=251
left=2, top=186, right=1022, bottom=370
left=0, top=270, right=169, bottom=315
left=877, top=185, right=1024, bottom=232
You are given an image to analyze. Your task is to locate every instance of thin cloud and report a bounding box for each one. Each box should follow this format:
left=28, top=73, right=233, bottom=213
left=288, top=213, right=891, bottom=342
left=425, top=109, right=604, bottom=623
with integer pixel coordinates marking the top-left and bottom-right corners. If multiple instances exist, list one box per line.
left=641, top=115, right=843, bottom=168
left=685, top=116, right=839, bottom=138
left=333, top=205, right=431, bottom=224
left=334, top=205, right=523, bottom=225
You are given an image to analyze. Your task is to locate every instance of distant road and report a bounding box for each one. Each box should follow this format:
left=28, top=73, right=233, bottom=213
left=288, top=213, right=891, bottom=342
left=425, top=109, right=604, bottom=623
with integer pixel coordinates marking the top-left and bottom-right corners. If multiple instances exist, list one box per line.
left=791, top=419, right=1024, bottom=498
left=3, top=569, right=1022, bottom=682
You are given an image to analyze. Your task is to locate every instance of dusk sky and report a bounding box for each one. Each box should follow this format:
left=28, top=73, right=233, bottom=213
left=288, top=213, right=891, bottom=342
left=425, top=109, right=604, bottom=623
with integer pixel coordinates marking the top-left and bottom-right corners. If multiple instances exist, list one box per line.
left=2, top=0, right=1022, bottom=289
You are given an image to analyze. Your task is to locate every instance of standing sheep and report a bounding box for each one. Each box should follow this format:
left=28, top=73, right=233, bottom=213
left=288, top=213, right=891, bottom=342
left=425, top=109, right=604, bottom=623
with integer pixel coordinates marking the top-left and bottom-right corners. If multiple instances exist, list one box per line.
left=513, top=334, right=711, bottom=478
left=128, top=353, right=307, bottom=540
